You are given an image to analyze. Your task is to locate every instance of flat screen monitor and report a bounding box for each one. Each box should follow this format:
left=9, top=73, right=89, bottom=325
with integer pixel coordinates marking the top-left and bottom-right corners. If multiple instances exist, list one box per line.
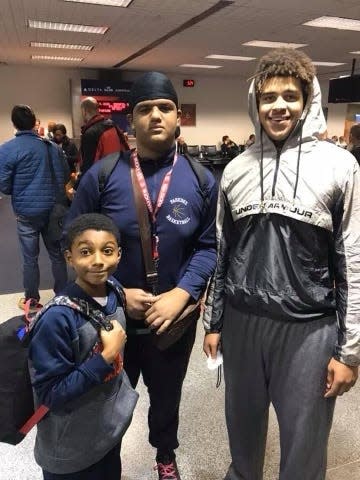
left=328, top=75, right=360, bottom=103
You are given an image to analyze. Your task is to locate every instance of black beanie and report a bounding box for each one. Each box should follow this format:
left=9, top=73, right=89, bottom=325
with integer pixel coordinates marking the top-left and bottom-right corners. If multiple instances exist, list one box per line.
left=130, top=72, right=178, bottom=111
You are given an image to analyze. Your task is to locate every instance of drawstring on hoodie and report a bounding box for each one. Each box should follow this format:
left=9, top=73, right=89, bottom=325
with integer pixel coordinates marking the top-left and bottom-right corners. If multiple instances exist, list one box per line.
left=260, top=127, right=265, bottom=210
left=259, top=121, right=304, bottom=206
left=293, top=121, right=304, bottom=201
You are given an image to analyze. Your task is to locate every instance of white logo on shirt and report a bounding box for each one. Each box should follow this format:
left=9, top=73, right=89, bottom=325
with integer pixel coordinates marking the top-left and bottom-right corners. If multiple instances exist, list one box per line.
left=166, top=197, right=191, bottom=225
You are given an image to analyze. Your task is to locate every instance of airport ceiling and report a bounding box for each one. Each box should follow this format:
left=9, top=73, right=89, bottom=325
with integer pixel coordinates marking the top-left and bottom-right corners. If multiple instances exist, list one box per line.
left=0, top=0, right=360, bottom=80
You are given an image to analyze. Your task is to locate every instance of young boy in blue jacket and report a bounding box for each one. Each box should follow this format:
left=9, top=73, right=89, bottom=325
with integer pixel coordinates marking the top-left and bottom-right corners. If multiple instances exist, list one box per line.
left=29, top=213, right=138, bottom=480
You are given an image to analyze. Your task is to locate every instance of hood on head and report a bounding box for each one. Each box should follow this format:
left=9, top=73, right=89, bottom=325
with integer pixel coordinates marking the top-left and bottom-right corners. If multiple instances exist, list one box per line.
left=248, top=76, right=326, bottom=147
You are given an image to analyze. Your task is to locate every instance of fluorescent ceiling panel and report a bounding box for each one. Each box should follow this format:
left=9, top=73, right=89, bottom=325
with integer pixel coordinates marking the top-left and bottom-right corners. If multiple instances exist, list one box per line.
left=30, top=42, right=93, bottom=50
left=31, top=55, right=83, bottom=61
left=313, top=61, right=346, bottom=66
left=64, top=0, right=133, bottom=5
left=179, top=64, right=221, bottom=69
left=303, top=16, right=360, bottom=31
left=206, top=54, right=256, bottom=61
left=350, top=51, right=360, bottom=55
left=28, top=19, right=108, bottom=34
left=243, top=40, right=307, bottom=49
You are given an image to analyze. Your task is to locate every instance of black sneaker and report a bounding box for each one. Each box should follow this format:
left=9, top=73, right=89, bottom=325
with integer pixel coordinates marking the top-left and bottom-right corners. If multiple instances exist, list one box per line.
left=154, top=458, right=181, bottom=480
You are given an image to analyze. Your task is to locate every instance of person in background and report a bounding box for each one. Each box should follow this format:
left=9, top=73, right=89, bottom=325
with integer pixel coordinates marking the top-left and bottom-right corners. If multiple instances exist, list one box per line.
left=175, top=126, right=188, bottom=154
left=349, top=123, right=360, bottom=165
left=204, top=48, right=359, bottom=480
left=245, top=133, right=255, bottom=149
left=221, top=135, right=239, bottom=158
left=317, top=130, right=335, bottom=144
left=78, top=97, right=129, bottom=181
left=47, top=121, right=57, bottom=140
left=34, top=118, right=45, bottom=137
left=29, top=213, right=137, bottom=480
left=338, top=135, right=347, bottom=148
left=331, top=135, right=339, bottom=144
left=65, top=71, right=217, bottom=480
left=53, top=123, right=79, bottom=173
left=0, top=105, right=69, bottom=310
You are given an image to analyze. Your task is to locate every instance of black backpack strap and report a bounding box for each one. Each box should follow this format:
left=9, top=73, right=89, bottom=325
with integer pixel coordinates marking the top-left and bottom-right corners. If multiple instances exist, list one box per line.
left=98, top=151, right=123, bottom=193
left=183, top=153, right=211, bottom=211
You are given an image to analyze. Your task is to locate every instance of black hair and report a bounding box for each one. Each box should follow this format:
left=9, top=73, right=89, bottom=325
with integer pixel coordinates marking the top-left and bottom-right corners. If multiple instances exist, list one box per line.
left=222, top=135, right=229, bottom=142
left=350, top=123, right=360, bottom=142
left=64, top=213, right=120, bottom=250
left=54, top=123, right=67, bottom=135
left=11, top=105, right=36, bottom=130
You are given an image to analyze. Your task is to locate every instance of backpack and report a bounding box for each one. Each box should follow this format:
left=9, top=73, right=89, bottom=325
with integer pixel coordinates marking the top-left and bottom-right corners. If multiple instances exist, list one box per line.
left=0, top=283, right=125, bottom=446
left=0, top=306, right=36, bottom=445
left=97, top=151, right=211, bottom=212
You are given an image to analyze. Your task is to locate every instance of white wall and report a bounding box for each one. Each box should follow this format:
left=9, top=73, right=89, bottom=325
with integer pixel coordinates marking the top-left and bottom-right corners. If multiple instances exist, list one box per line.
left=0, top=65, right=97, bottom=142
left=0, top=65, right=350, bottom=147
left=0, top=65, right=255, bottom=147
left=119, top=71, right=254, bottom=147
left=164, top=74, right=254, bottom=147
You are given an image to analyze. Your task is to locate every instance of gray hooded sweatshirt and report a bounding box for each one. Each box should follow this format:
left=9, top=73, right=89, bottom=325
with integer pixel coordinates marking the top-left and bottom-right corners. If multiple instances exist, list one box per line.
left=204, top=77, right=360, bottom=367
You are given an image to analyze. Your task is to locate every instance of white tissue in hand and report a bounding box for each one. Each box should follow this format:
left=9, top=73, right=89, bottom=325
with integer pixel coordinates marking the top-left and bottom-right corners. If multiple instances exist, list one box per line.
left=207, top=350, right=223, bottom=370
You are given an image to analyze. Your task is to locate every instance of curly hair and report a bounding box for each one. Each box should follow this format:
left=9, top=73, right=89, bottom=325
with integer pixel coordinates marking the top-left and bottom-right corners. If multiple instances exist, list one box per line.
left=254, top=48, right=316, bottom=104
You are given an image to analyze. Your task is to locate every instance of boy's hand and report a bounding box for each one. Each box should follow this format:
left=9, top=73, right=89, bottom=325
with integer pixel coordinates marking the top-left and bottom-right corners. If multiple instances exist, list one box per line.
left=203, top=333, right=221, bottom=359
left=100, top=321, right=127, bottom=364
left=144, top=287, right=190, bottom=334
left=324, top=358, right=358, bottom=397
left=124, top=288, right=155, bottom=320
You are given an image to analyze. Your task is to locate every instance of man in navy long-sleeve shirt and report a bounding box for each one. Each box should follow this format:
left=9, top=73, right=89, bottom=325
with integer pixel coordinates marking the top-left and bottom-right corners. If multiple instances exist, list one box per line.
left=65, top=72, right=217, bottom=480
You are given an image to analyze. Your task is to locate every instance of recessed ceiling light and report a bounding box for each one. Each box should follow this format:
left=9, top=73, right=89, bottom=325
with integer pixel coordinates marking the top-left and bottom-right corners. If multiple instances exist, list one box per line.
left=243, top=40, right=307, bottom=49
left=206, top=54, right=256, bottom=61
left=28, top=19, right=108, bottom=34
left=64, top=0, right=133, bottom=5
left=30, top=42, right=93, bottom=51
left=179, top=64, right=221, bottom=69
left=350, top=51, right=360, bottom=55
left=31, top=55, right=84, bottom=61
left=313, top=61, right=346, bottom=66
left=303, top=16, right=360, bottom=31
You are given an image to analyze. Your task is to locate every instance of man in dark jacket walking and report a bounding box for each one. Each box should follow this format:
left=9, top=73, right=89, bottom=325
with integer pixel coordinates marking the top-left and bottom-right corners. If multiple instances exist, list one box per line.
left=0, top=105, right=69, bottom=309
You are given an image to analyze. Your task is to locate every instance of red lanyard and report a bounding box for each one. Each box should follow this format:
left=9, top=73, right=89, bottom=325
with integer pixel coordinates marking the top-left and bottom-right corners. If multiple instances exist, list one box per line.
left=131, top=150, right=177, bottom=222
left=131, top=150, right=178, bottom=260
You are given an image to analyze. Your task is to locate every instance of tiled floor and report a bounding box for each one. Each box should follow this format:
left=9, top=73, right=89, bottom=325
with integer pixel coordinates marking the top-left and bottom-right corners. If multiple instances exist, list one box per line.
left=0, top=290, right=359, bottom=480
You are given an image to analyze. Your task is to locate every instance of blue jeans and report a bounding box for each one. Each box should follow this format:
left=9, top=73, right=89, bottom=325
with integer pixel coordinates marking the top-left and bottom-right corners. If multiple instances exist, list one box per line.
left=16, top=214, right=68, bottom=300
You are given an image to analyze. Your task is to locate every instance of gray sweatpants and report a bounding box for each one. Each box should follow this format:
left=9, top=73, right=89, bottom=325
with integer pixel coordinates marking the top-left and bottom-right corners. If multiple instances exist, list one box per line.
left=222, top=305, right=337, bottom=480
